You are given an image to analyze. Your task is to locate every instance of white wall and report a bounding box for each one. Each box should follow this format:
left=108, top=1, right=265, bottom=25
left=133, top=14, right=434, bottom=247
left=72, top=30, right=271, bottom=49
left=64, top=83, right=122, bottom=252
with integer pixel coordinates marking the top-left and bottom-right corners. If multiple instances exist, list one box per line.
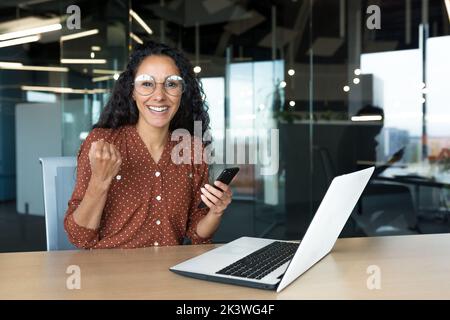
left=15, top=102, right=62, bottom=215
left=426, top=35, right=450, bottom=138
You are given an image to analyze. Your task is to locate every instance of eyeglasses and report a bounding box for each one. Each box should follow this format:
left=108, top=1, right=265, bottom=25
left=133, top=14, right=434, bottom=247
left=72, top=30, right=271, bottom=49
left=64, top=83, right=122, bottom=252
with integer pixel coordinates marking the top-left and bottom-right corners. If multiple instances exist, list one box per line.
left=133, top=74, right=185, bottom=97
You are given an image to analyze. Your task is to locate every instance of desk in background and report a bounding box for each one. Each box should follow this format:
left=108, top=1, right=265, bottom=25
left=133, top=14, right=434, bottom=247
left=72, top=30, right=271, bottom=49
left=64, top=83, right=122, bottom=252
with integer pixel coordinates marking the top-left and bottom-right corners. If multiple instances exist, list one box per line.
left=1, top=234, right=449, bottom=299
left=376, top=166, right=450, bottom=220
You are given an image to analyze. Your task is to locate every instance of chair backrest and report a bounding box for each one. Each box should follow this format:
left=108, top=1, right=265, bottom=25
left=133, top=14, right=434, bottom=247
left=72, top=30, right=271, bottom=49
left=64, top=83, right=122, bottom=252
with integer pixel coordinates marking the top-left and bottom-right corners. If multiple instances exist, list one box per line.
left=39, top=157, right=77, bottom=251
left=313, top=146, right=336, bottom=185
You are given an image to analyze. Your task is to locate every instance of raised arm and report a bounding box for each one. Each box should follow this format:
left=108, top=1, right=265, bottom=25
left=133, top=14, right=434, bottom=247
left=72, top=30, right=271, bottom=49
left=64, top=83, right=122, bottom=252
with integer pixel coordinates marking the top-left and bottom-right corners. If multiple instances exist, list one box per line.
left=64, top=135, right=121, bottom=248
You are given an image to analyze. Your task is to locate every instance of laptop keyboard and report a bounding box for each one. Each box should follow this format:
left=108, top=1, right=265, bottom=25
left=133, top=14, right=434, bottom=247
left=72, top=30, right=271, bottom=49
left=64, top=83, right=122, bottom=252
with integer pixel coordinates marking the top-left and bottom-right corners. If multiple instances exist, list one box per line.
left=216, top=241, right=299, bottom=280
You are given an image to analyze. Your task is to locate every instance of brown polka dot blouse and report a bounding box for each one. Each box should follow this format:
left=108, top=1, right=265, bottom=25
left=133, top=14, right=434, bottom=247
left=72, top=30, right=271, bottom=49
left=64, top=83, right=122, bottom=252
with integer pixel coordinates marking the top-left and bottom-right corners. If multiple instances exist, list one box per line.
left=64, top=125, right=211, bottom=249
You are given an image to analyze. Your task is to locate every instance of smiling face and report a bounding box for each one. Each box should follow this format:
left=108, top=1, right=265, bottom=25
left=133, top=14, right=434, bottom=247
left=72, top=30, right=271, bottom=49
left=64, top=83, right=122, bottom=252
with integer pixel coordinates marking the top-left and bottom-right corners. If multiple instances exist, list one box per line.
left=133, top=55, right=182, bottom=132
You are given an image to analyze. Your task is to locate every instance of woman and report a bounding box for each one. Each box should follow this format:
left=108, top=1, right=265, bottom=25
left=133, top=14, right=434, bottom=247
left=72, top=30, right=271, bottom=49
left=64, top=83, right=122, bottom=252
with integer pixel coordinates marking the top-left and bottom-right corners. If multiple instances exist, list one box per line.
left=64, top=41, right=232, bottom=249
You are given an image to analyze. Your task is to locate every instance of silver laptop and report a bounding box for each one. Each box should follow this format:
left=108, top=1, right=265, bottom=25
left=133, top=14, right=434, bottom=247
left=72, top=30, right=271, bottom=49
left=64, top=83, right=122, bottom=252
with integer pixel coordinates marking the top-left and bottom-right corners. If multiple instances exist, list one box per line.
left=170, top=167, right=374, bottom=292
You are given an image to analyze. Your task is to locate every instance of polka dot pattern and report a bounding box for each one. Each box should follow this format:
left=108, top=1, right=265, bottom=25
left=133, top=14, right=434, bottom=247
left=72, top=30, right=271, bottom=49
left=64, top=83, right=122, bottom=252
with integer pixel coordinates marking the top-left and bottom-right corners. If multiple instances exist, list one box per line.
left=63, top=125, right=211, bottom=249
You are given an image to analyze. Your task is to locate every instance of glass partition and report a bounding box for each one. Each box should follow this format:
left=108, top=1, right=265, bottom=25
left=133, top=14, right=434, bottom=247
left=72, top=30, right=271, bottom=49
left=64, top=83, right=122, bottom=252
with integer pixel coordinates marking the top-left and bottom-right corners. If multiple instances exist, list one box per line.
left=60, top=0, right=129, bottom=155
left=1, top=0, right=450, bottom=249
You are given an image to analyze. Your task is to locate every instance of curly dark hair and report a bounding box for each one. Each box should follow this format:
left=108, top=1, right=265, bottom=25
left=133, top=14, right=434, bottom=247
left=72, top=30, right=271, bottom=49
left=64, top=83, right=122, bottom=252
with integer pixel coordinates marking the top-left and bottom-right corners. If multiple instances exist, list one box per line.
left=93, top=41, right=210, bottom=137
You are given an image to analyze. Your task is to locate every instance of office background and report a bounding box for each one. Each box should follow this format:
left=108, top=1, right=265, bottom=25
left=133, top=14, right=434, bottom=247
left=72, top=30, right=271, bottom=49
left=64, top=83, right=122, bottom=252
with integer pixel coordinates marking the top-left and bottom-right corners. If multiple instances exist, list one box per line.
left=1, top=0, right=449, bottom=252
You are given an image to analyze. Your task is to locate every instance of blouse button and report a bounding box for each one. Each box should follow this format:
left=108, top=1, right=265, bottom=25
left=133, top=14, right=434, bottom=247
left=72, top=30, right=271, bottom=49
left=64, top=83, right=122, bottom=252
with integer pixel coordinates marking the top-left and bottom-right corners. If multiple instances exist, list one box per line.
left=155, top=171, right=161, bottom=177
left=156, top=220, right=161, bottom=225
left=156, top=195, right=161, bottom=201
left=154, top=241, right=159, bottom=246
left=116, top=175, right=122, bottom=180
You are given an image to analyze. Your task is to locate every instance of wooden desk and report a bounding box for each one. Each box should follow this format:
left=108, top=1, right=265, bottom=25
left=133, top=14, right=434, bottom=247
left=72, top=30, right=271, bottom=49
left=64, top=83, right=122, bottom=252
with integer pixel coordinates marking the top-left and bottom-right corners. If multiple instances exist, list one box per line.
left=1, top=234, right=449, bottom=299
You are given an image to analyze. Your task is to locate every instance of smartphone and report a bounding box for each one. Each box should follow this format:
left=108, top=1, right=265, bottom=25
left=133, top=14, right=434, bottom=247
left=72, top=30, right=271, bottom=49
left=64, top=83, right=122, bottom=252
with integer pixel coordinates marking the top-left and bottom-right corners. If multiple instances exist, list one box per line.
left=198, top=167, right=240, bottom=209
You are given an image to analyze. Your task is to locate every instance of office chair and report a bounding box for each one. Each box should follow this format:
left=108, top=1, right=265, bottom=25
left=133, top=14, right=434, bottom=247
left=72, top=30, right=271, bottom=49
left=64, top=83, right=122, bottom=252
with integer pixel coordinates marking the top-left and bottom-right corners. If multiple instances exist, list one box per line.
left=39, top=157, right=78, bottom=251
left=313, top=146, right=419, bottom=236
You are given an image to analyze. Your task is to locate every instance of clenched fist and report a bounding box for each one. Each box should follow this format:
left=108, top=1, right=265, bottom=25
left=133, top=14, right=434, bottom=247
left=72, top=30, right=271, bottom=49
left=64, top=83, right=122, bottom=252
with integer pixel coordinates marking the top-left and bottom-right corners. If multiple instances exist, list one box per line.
left=88, top=139, right=122, bottom=186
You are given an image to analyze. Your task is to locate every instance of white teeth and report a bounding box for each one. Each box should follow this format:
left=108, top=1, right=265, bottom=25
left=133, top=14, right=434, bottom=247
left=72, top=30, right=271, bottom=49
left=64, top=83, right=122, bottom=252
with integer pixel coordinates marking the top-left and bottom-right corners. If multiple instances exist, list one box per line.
left=147, top=106, right=168, bottom=112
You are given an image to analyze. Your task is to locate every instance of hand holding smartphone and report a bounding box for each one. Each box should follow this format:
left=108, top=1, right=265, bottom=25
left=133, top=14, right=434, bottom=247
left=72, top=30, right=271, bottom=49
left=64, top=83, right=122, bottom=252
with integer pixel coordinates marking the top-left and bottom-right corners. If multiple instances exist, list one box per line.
left=198, top=167, right=240, bottom=209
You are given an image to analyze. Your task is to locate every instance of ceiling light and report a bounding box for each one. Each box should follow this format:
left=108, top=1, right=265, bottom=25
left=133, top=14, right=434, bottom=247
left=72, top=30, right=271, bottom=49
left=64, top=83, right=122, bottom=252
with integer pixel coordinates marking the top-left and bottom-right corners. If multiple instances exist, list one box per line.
left=130, top=32, right=143, bottom=44
left=279, top=81, right=287, bottom=88
left=353, top=78, right=360, bottom=84
left=354, top=68, right=361, bottom=75
left=193, top=66, right=201, bottom=73
left=0, top=23, right=61, bottom=41
left=351, top=115, right=383, bottom=122
left=92, top=75, right=114, bottom=82
left=129, top=9, right=153, bottom=34
left=289, top=101, right=296, bottom=107
left=343, top=85, right=350, bottom=92
left=93, top=69, right=120, bottom=74
left=91, top=46, right=101, bottom=51
left=0, top=17, right=59, bottom=32
left=0, top=35, right=41, bottom=48
left=92, top=73, right=120, bottom=82
left=61, top=59, right=106, bottom=64
left=17, top=65, right=68, bottom=72
left=288, top=69, right=295, bottom=76
left=0, top=62, right=23, bottom=68
left=60, top=29, right=99, bottom=42
left=21, top=85, right=109, bottom=94
left=0, top=62, right=68, bottom=72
